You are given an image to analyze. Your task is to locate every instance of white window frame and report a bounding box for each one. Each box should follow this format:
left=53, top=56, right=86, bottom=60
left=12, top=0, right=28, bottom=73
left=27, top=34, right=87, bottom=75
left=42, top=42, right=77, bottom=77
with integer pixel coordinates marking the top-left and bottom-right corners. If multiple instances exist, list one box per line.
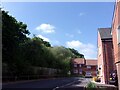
left=79, top=64, right=81, bottom=67
left=86, top=71, right=91, bottom=74
left=85, top=71, right=92, bottom=76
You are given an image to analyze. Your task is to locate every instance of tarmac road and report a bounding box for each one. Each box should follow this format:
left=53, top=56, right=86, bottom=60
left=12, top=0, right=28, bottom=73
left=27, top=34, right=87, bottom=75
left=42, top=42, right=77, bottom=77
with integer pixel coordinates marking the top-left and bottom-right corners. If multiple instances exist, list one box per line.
left=2, top=77, right=87, bottom=90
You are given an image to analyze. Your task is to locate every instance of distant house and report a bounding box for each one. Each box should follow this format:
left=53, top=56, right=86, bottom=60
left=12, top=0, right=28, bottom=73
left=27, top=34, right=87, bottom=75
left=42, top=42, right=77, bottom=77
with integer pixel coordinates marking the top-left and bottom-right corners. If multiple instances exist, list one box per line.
left=71, top=58, right=97, bottom=77
left=111, top=0, right=120, bottom=88
left=71, top=58, right=85, bottom=76
left=97, top=28, right=115, bottom=84
left=85, top=59, right=98, bottom=78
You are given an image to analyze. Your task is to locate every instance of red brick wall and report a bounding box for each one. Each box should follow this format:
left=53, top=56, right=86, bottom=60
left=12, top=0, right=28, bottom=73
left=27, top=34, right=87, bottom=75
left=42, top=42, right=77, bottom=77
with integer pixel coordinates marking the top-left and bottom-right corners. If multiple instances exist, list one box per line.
left=98, top=32, right=104, bottom=65
left=118, top=45, right=120, bottom=60
left=117, top=63, right=120, bottom=90
left=97, top=31, right=105, bottom=83
left=112, top=1, right=120, bottom=89
left=112, top=1, right=120, bottom=63
left=98, top=30, right=115, bottom=84
left=72, top=63, right=97, bottom=77
left=102, top=40, right=114, bottom=84
left=88, top=66, right=97, bottom=76
left=72, top=64, right=85, bottom=75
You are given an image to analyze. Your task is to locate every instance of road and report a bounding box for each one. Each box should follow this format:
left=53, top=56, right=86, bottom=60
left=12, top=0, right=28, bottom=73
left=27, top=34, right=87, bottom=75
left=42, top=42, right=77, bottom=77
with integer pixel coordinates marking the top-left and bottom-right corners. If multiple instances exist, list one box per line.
left=2, top=77, right=90, bottom=90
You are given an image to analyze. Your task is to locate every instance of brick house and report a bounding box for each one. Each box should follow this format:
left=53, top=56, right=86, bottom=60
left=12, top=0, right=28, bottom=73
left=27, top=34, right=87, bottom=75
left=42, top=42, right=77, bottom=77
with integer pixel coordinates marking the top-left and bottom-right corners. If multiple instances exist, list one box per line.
left=71, top=58, right=85, bottom=76
left=97, top=28, right=115, bottom=84
left=71, top=58, right=97, bottom=77
left=111, top=0, right=120, bottom=89
left=85, top=59, right=98, bottom=77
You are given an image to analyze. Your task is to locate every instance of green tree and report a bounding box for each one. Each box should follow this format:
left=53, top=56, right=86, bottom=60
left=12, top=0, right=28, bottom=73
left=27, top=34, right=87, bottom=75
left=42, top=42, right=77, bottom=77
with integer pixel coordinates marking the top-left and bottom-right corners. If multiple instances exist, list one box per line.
left=2, top=10, right=85, bottom=78
left=68, top=48, right=84, bottom=58
left=2, top=10, right=30, bottom=75
left=49, top=46, right=75, bottom=74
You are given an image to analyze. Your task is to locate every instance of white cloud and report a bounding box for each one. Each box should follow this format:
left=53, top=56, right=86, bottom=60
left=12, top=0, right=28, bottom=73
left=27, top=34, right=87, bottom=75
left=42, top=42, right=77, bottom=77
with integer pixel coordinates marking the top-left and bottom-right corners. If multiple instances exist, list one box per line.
left=66, top=40, right=82, bottom=48
left=37, top=35, right=50, bottom=42
left=65, top=33, right=74, bottom=38
left=66, top=40, right=97, bottom=59
left=36, top=23, right=55, bottom=33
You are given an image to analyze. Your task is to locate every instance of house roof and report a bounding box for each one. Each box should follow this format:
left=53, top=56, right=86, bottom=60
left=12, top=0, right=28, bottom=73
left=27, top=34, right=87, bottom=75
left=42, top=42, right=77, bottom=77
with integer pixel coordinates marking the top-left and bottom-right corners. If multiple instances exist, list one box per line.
left=98, top=28, right=112, bottom=39
left=73, top=58, right=85, bottom=64
left=86, top=59, right=97, bottom=66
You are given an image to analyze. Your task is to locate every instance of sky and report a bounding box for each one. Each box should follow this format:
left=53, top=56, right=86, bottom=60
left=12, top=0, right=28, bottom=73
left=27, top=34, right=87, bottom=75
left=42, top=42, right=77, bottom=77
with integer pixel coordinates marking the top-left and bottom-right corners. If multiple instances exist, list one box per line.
left=2, top=2, right=115, bottom=59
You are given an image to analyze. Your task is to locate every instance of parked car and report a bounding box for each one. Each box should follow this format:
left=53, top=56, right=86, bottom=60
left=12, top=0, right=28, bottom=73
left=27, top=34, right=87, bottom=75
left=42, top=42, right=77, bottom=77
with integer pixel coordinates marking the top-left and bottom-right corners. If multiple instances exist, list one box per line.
left=109, top=70, right=118, bottom=86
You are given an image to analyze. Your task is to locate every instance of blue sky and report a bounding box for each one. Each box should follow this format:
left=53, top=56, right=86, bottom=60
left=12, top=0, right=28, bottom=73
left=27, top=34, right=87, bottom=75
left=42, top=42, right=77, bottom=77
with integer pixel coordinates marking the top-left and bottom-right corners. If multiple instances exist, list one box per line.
left=2, top=2, right=115, bottom=59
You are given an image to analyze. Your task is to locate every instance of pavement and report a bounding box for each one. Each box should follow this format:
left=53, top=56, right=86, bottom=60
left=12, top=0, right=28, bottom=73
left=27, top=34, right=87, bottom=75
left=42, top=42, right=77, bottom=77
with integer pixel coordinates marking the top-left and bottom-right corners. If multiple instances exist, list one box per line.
left=67, top=78, right=92, bottom=88
left=91, top=81, right=117, bottom=88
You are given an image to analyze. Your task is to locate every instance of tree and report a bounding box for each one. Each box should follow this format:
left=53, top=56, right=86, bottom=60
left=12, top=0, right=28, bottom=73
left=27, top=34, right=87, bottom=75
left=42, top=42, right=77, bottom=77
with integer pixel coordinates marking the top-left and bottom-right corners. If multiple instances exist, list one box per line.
left=49, top=46, right=75, bottom=74
left=2, top=10, right=85, bottom=78
left=68, top=48, right=84, bottom=58
left=32, top=35, right=51, bottom=47
left=2, top=10, right=30, bottom=75
left=2, top=10, right=30, bottom=61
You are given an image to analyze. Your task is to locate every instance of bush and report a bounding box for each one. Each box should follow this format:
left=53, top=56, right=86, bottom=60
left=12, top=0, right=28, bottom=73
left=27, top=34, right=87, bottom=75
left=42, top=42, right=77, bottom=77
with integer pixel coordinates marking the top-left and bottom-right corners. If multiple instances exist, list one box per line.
left=86, top=82, right=97, bottom=88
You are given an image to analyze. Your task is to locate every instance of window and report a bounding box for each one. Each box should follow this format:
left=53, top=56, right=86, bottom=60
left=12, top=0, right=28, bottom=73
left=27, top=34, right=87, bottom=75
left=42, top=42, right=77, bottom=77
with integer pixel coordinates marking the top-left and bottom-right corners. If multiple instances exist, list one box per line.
left=85, top=71, right=92, bottom=77
left=86, top=71, right=91, bottom=74
left=74, top=69, right=78, bottom=73
left=79, top=69, right=82, bottom=74
left=87, top=66, right=91, bottom=69
left=79, top=71, right=82, bottom=74
left=79, top=64, right=81, bottom=67
left=74, top=64, right=77, bottom=67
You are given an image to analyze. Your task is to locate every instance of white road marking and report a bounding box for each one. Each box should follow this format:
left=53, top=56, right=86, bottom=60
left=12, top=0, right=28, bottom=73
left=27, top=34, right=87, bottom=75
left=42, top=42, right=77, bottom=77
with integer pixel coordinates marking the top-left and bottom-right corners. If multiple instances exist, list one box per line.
left=52, top=79, right=79, bottom=90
